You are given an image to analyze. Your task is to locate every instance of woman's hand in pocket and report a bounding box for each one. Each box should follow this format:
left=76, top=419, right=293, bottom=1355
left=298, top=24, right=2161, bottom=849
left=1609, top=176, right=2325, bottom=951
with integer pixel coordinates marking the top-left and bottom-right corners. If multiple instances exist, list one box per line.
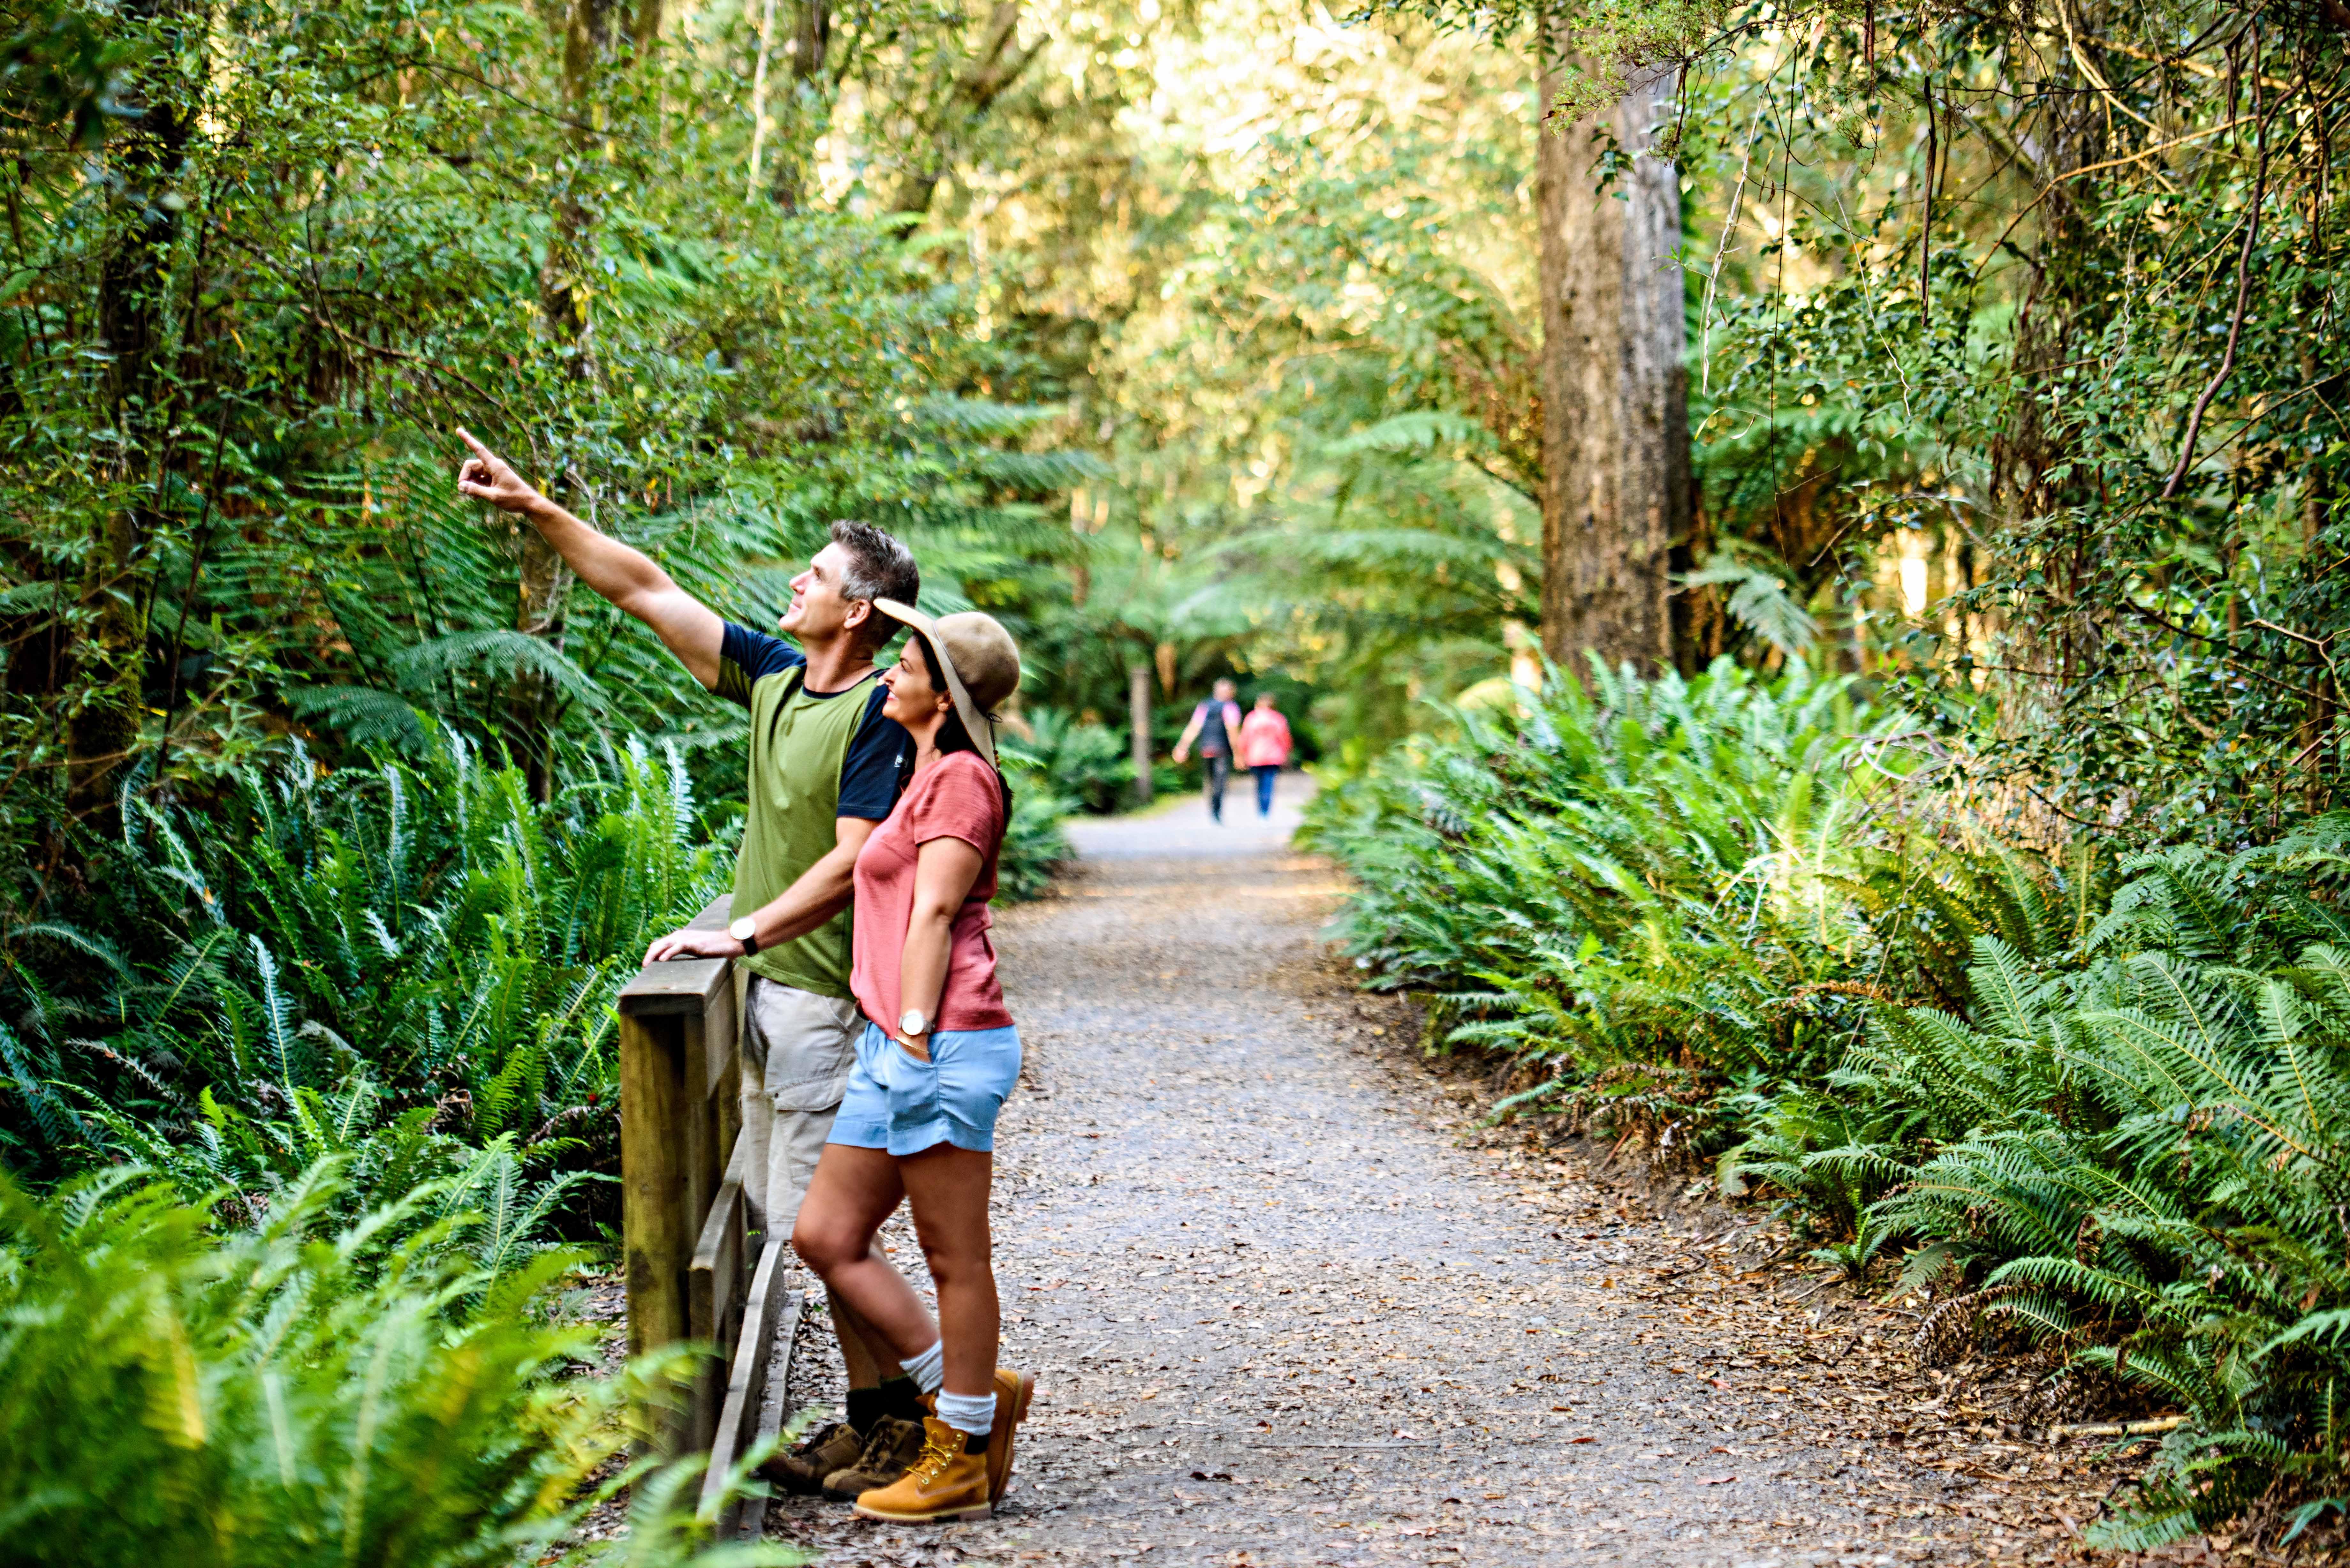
left=893, top=1032, right=932, bottom=1064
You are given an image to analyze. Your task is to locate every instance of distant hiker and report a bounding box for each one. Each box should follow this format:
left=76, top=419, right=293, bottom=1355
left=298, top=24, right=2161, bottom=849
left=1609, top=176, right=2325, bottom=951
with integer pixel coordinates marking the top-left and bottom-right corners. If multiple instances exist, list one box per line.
left=1171, top=677, right=1242, bottom=822
left=792, top=601, right=1034, bottom=1522
left=451, top=430, right=933, bottom=1499
left=1237, top=692, right=1293, bottom=818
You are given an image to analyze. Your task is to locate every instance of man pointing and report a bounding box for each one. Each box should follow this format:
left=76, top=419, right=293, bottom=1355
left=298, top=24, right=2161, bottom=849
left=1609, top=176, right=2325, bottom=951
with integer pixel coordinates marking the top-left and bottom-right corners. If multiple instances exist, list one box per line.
left=455, top=431, right=941, bottom=1495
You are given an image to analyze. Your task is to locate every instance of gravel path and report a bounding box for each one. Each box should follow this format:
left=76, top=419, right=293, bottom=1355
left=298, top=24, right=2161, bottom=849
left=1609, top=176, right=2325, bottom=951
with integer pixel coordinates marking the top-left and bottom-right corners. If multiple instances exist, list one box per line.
left=761, top=778, right=2088, bottom=1567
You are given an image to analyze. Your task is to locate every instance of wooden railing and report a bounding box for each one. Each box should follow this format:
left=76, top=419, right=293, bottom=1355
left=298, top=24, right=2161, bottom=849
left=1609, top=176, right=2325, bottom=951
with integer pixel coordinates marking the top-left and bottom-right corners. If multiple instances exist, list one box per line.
left=617, top=893, right=796, bottom=1534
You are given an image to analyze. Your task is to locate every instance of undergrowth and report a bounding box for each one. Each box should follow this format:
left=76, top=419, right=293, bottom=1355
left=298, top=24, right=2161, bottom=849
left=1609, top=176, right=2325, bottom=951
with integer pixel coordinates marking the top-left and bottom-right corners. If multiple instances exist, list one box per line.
left=0, top=720, right=1073, bottom=1560
left=5, top=723, right=1070, bottom=1204
left=2, top=732, right=728, bottom=1211
left=0, top=1158, right=788, bottom=1568
left=1306, top=659, right=2350, bottom=1548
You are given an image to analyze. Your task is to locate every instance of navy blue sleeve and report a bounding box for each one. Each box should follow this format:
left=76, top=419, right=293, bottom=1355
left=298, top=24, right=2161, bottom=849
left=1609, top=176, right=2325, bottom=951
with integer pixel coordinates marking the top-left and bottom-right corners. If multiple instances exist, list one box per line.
left=714, top=622, right=805, bottom=706
left=838, top=683, right=913, bottom=821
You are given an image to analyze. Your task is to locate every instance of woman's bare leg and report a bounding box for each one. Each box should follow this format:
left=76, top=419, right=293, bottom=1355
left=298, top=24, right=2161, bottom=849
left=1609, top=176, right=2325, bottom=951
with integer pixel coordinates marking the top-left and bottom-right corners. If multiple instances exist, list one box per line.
left=898, top=1144, right=998, bottom=1397
left=792, top=1144, right=937, bottom=1356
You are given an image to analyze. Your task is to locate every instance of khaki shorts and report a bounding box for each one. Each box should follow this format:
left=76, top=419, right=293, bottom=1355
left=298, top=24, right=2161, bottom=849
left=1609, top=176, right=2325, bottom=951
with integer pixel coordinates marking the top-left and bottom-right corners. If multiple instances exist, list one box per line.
left=739, top=976, right=862, bottom=1233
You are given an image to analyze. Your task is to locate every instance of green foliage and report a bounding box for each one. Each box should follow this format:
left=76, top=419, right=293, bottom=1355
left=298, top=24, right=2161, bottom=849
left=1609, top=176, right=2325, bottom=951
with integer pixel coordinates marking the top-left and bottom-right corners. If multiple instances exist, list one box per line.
left=1846, top=923, right=2350, bottom=1546
left=1, top=731, right=727, bottom=1201
left=1315, top=664, right=2350, bottom=1542
left=995, top=749, right=1075, bottom=904
left=1004, top=706, right=1133, bottom=815
left=0, top=0, right=1089, bottom=826
left=1304, top=656, right=1907, bottom=1091
left=0, top=1159, right=790, bottom=1568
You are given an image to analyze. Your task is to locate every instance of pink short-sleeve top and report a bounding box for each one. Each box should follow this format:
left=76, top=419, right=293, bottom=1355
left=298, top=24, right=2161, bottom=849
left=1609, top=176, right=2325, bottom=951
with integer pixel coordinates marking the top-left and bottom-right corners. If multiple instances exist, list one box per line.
left=850, top=750, right=1014, bottom=1035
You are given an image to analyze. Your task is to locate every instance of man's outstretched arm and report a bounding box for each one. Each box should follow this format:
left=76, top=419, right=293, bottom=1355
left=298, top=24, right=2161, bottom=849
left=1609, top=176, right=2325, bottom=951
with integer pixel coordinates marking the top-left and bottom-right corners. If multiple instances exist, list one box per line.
left=455, top=428, right=724, bottom=691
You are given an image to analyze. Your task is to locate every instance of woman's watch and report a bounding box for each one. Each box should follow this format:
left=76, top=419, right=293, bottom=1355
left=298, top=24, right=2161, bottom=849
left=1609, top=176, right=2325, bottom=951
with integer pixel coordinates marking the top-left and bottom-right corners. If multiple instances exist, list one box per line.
left=898, top=1009, right=929, bottom=1038
left=728, top=916, right=760, bottom=956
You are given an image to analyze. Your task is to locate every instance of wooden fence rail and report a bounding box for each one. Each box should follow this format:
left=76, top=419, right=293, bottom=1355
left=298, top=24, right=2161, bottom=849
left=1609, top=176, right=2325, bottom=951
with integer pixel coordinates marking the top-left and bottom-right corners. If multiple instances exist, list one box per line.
left=618, top=893, right=794, bottom=1535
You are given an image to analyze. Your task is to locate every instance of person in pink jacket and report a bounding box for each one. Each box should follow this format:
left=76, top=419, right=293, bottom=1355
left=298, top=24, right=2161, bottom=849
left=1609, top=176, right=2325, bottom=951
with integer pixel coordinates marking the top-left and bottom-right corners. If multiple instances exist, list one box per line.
left=1236, top=693, right=1293, bottom=818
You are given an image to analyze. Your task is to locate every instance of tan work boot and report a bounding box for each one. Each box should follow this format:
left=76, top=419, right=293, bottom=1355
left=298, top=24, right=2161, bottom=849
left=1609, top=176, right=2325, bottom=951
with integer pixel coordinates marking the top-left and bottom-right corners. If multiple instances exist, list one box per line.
left=852, top=1417, right=993, bottom=1522
left=986, top=1367, right=1036, bottom=1504
left=760, top=1419, right=866, bottom=1496
left=821, top=1414, right=928, bottom=1499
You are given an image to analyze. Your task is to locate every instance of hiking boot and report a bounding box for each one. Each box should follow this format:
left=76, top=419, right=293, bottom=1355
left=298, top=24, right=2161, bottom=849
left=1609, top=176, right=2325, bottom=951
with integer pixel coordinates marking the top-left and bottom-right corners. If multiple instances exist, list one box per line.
left=852, top=1417, right=992, bottom=1523
left=986, top=1367, right=1036, bottom=1504
left=821, top=1414, right=928, bottom=1499
left=760, top=1419, right=865, bottom=1496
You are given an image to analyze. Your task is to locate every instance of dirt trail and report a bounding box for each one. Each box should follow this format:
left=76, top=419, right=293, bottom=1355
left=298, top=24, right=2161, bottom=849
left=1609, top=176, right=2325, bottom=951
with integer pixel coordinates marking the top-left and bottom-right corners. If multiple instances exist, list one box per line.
left=761, top=779, right=2088, bottom=1567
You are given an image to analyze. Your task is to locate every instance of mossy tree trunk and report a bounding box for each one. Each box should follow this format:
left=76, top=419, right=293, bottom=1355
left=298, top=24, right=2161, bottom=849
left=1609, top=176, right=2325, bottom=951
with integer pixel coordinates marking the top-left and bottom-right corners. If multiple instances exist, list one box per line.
left=1533, top=58, right=1690, bottom=681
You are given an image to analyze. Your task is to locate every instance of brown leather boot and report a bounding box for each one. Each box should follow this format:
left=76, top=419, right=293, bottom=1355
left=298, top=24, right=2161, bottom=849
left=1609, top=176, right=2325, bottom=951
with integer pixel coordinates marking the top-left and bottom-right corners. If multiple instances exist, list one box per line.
left=853, top=1417, right=992, bottom=1523
left=759, top=1419, right=866, bottom=1496
left=986, top=1367, right=1035, bottom=1503
left=820, top=1414, right=928, bottom=1499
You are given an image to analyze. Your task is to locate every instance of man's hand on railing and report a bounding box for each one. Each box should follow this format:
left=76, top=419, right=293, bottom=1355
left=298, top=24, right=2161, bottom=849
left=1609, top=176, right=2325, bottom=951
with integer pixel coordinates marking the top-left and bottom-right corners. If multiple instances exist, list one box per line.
left=645, top=925, right=742, bottom=965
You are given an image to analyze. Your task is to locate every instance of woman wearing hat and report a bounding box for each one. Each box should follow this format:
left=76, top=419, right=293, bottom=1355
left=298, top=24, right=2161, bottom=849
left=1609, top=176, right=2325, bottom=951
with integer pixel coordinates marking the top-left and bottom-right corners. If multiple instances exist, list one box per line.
left=791, top=599, right=1035, bottom=1523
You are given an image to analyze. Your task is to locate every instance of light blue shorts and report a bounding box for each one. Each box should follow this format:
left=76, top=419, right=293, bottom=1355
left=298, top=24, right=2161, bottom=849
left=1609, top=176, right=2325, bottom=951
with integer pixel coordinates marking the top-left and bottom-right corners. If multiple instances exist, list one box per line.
left=828, top=1021, right=1023, bottom=1156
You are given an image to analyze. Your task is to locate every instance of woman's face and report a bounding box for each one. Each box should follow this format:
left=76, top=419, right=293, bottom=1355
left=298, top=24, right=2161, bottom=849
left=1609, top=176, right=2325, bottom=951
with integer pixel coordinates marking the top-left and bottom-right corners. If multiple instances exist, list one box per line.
left=882, top=634, right=952, bottom=733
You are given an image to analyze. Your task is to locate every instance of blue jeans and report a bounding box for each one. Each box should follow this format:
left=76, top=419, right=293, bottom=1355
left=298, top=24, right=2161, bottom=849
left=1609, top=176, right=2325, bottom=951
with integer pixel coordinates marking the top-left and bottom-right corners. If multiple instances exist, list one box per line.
left=1203, top=753, right=1231, bottom=819
left=1253, top=764, right=1278, bottom=816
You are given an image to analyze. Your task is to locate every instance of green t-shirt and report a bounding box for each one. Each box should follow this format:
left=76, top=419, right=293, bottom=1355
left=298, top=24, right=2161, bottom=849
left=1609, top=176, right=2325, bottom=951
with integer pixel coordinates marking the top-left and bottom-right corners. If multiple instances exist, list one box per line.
left=717, top=622, right=912, bottom=998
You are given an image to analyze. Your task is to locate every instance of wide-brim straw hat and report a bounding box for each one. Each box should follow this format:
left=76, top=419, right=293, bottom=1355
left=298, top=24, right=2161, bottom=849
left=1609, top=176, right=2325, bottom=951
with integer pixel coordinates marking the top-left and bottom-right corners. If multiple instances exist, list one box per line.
left=873, top=599, right=1022, bottom=769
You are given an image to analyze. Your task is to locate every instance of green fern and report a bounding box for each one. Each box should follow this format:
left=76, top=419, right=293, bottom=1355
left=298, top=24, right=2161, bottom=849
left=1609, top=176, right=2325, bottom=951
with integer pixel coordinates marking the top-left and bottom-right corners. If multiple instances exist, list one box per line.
left=0, top=1160, right=778, bottom=1567
left=1315, top=667, right=2350, bottom=1540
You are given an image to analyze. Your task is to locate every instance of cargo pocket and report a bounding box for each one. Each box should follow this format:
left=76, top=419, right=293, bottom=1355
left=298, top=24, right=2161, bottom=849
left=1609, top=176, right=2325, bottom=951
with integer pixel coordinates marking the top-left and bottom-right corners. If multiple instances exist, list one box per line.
left=760, top=991, right=861, bottom=1112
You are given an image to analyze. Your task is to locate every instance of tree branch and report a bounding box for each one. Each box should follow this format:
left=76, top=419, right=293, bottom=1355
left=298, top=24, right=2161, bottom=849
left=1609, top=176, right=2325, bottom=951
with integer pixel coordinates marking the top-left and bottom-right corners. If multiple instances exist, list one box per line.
left=2163, top=62, right=2271, bottom=499
left=888, top=2, right=1046, bottom=216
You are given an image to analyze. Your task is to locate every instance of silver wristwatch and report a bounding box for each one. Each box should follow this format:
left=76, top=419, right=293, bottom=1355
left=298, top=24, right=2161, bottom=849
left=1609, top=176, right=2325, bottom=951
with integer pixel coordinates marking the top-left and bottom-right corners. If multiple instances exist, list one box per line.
left=728, top=916, right=759, bottom=956
left=898, top=1009, right=930, bottom=1038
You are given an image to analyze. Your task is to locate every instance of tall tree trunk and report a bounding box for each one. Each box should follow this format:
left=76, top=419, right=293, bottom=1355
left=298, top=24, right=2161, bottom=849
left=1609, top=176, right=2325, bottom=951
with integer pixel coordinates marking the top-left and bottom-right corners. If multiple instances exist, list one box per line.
left=1127, top=663, right=1153, bottom=807
left=73, top=0, right=193, bottom=822
left=519, top=0, right=618, bottom=799
left=1533, top=59, right=1689, bottom=680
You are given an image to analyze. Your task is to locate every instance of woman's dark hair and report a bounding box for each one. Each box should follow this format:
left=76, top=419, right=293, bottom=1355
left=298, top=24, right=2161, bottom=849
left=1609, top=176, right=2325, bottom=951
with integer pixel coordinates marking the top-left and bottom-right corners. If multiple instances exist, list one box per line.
left=907, top=629, right=1013, bottom=818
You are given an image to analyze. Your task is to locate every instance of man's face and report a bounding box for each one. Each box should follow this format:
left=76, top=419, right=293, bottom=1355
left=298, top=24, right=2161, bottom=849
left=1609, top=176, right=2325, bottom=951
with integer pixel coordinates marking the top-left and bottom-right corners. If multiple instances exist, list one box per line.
left=782, top=542, right=867, bottom=644
left=1214, top=681, right=1236, bottom=701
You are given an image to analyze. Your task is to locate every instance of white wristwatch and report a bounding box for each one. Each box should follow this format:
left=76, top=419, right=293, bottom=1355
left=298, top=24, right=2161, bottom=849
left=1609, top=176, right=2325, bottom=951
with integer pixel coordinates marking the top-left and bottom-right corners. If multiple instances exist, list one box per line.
left=898, top=1009, right=930, bottom=1038
left=728, top=916, right=759, bottom=956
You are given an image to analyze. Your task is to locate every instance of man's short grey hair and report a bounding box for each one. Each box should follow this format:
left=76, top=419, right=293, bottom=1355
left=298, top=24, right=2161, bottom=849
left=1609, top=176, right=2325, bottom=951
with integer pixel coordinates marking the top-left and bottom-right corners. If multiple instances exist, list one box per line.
left=829, top=520, right=920, bottom=646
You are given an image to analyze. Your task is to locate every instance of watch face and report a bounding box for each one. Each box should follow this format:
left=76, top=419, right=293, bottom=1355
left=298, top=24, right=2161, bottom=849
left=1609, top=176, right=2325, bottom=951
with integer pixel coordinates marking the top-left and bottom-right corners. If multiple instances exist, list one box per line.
left=730, top=917, right=755, bottom=942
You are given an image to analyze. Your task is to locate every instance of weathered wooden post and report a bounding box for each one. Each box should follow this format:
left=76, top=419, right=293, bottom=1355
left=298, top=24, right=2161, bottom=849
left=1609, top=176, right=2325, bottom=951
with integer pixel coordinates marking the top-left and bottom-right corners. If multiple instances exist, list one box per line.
left=617, top=893, right=798, bottom=1534
left=618, top=896, right=738, bottom=1451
